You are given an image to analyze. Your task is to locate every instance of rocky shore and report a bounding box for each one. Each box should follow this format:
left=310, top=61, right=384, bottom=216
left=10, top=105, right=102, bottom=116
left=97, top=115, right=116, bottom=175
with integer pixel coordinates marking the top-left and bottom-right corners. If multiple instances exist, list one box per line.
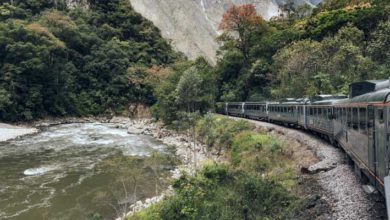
left=0, top=123, right=38, bottom=142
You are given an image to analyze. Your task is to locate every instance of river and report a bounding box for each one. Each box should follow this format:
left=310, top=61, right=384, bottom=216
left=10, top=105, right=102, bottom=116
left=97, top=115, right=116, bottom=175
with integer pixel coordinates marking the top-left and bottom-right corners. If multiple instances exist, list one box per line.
left=0, top=123, right=175, bottom=220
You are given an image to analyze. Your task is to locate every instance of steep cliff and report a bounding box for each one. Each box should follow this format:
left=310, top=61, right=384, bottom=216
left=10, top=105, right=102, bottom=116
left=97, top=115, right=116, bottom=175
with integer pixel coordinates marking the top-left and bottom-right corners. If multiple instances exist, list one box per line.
left=130, top=0, right=322, bottom=64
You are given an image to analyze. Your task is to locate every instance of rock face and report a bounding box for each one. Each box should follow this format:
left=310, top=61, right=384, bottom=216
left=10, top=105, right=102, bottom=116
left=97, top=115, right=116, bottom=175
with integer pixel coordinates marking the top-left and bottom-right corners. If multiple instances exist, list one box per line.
left=129, top=0, right=322, bottom=64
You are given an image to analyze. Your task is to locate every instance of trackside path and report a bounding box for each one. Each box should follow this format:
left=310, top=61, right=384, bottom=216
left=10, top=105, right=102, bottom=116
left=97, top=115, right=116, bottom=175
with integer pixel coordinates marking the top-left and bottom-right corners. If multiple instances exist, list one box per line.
left=227, top=116, right=386, bottom=220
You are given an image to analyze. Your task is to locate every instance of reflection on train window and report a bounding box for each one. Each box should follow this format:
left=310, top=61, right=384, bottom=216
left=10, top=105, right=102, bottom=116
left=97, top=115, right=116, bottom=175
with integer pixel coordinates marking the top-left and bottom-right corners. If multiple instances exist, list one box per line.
left=378, top=109, right=384, bottom=124
left=347, top=108, right=352, bottom=128
left=359, top=108, right=367, bottom=134
left=352, top=108, right=359, bottom=130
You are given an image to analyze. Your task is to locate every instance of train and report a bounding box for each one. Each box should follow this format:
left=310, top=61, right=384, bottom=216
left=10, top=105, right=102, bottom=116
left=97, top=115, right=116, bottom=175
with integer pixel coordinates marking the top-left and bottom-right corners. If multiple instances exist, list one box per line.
left=217, top=79, right=390, bottom=209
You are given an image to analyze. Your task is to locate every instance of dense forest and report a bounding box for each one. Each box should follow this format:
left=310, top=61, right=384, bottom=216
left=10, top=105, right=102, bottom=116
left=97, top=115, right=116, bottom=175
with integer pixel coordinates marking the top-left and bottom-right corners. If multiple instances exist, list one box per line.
left=0, top=0, right=179, bottom=121
left=213, top=0, right=390, bottom=101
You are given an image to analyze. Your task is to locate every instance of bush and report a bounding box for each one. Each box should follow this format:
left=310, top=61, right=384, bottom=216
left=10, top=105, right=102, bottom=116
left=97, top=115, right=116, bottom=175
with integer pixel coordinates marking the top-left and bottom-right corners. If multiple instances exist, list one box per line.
left=129, top=164, right=298, bottom=220
left=196, top=115, right=253, bottom=151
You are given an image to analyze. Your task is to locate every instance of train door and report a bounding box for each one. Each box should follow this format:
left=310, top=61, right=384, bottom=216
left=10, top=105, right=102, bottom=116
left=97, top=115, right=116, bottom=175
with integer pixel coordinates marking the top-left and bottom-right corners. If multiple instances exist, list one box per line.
left=375, top=107, right=387, bottom=185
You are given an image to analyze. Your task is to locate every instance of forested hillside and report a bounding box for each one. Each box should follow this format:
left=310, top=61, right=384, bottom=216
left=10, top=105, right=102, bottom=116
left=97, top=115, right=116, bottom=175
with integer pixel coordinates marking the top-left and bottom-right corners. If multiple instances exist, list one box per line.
left=213, top=0, right=390, bottom=101
left=152, top=0, right=390, bottom=125
left=0, top=0, right=179, bottom=121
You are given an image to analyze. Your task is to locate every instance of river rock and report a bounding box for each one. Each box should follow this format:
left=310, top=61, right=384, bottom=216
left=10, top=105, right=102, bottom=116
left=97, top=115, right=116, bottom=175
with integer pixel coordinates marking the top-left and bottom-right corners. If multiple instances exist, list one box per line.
left=127, top=127, right=144, bottom=135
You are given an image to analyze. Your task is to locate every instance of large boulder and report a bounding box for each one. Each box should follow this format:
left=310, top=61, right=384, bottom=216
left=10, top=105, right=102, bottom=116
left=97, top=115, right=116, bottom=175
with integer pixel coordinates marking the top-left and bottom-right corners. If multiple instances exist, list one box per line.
left=127, top=127, right=144, bottom=135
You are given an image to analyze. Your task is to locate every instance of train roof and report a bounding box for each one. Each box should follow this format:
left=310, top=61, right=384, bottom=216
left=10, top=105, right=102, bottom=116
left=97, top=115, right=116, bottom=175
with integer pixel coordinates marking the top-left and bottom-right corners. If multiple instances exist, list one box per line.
left=244, top=102, right=268, bottom=104
left=336, top=88, right=390, bottom=104
left=310, top=94, right=347, bottom=102
left=312, top=99, right=348, bottom=105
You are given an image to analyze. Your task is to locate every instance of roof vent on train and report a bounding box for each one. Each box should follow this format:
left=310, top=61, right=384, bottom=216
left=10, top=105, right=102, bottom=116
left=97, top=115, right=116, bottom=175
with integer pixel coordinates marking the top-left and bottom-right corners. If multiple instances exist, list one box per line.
left=349, top=79, right=390, bottom=98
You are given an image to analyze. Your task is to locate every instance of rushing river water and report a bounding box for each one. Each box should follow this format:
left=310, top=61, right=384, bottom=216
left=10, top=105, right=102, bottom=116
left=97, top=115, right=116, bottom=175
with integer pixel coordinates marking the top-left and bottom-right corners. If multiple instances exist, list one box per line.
left=0, top=123, right=174, bottom=220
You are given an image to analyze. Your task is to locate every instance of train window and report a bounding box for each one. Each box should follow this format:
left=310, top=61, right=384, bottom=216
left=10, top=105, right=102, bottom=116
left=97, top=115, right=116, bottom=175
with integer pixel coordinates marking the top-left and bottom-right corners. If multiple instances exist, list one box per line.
left=309, top=108, right=313, bottom=116
left=378, top=109, right=384, bottom=124
left=347, top=108, right=352, bottom=128
left=336, top=108, right=340, bottom=121
left=352, top=108, right=359, bottom=130
left=359, top=108, right=367, bottom=133
left=318, top=108, right=322, bottom=118
left=343, top=108, right=347, bottom=125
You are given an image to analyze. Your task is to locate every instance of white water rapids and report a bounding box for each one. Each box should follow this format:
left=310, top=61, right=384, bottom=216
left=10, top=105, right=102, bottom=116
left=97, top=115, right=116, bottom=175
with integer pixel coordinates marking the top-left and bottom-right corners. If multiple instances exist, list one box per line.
left=0, top=123, right=172, bottom=220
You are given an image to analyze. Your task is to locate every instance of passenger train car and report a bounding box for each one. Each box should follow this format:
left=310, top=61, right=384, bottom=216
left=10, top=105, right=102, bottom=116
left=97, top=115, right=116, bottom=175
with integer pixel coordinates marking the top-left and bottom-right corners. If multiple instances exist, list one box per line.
left=217, top=79, right=390, bottom=205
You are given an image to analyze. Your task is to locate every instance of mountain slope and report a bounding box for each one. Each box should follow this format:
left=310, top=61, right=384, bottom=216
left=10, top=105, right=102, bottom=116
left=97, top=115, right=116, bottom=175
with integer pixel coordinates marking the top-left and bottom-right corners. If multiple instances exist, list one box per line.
left=130, top=0, right=322, bottom=64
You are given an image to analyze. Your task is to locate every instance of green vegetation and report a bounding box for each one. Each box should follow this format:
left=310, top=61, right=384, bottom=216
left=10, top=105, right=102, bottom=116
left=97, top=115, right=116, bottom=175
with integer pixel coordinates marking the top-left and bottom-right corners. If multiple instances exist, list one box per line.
left=151, top=58, right=216, bottom=126
left=0, top=0, right=179, bottom=121
left=129, top=115, right=301, bottom=220
left=212, top=0, right=390, bottom=101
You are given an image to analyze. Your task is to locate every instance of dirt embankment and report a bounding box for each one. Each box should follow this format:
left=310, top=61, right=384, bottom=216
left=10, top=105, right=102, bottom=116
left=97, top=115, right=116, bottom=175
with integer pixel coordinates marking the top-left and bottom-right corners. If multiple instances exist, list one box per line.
left=230, top=116, right=386, bottom=220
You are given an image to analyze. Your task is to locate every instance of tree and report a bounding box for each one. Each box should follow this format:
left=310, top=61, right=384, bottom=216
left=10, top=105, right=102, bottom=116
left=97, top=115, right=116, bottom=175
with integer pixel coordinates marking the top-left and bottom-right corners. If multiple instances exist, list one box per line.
left=218, top=4, right=266, bottom=61
left=175, top=67, right=203, bottom=113
left=368, top=19, right=390, bottom=64
left=272, top=24, right=373, bottom=98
